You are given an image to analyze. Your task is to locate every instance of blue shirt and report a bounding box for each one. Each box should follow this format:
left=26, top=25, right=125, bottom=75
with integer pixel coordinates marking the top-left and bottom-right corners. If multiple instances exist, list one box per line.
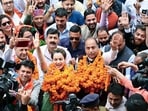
left=59, top=38, right=85, bottom=59
left=68, top=10, right=84, bottom=26
left=45, top=22, right=74, bottom=40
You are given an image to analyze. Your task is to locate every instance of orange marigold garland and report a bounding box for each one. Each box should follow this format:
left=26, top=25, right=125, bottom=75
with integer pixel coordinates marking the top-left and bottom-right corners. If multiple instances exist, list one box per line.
left=77, top=50, right=111, bottom=93
left=15, top=51, right=39, bottom=80
left=42, top=63, right=80, bottom=103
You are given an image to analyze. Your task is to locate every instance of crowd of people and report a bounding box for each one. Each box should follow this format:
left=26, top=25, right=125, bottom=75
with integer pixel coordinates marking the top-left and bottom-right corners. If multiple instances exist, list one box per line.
left=0, top=0, right=148, bottom=111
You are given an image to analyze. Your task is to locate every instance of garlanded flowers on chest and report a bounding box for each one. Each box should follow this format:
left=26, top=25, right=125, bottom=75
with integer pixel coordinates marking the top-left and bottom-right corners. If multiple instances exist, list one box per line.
left=77, top=51, right=111, bottom=93
left=42, top=63, right=80, bottom=103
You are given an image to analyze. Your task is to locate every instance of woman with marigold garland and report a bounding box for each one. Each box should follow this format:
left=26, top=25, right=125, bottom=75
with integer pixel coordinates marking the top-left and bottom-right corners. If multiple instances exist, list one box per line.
left=40, top=48, right=80, bottom=111
left=33, top=32, right=79, bottom=111
left=32, top=31, right=79, bottom=111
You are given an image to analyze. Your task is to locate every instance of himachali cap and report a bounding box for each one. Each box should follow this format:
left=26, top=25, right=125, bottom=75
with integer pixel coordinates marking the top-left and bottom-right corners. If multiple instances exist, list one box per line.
left=15, top=38, right=30, bottom=47
left=33, top=9, right=44, bottom=17
left=80, top=93, right=100, bottom=108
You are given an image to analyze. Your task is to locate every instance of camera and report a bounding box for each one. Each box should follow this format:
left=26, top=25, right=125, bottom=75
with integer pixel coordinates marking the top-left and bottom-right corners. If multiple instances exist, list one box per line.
left=0, top=71, right=18, bottom=100
left=0, top=58, right=18, bottom=101
left=137, top=57, right=148, bottom=70
left=132, top=57, right=148, bottom=90
left=54, top=93, right=82, bottom=111
left=142, top=9, right=148, bottom=15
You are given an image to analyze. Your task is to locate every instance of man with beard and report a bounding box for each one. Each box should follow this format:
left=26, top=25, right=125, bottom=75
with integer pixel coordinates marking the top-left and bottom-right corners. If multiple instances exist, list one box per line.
left=97, top=27, right=110, bottom=52
left=45, top=0, right=85, bottom=26
left=126, top=25, right=148, bottom=55
left=81, top=8, right=99, bottom=40
left=105, top=82, right=127, bottom=111
left=61, top=0, right=84, bottom=25
left=113, top=13, right=148, bottom=55
left=0, top=29, right=9, bottom=58
left=45, top=8, right=74, bottom=40
left=33, top=28, right=72, bottom=81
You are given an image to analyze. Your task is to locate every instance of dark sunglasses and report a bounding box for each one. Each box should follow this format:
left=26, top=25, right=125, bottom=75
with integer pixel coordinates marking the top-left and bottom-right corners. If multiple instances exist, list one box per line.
left=70, top=37, right=80, bottom=41
left=1, top=21, right=11, bottom=26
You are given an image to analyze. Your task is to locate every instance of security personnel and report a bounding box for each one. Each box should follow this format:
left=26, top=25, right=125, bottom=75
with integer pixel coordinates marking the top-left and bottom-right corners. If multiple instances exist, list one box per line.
left=80, top=93, right=107, bottom=111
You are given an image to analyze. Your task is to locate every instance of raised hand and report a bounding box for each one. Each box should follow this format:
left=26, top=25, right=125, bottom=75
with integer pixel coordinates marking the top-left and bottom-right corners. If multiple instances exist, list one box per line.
left=86, top=0, right=93, bottom=9
left=9, top=29, right=18, bottom=49
left=121, top=12, right=130, bottom=28
left=33, top=32, right=48, bottom=73
left=110, top=35, right=119, bottom=51
left=20, top=91, right=31, bottom=105
left=26, top=0, right=31, bottom=6
left=133, top=1, right=141, bottom=14
left=27, top=0, right=37, bottom=15
left=33, top=32, right=40, bottom=49
left=48, top=4, right=55, bottom=15
left=44, top=4, right=55, bottom=22
left=101, top=0, right=113, bottom=12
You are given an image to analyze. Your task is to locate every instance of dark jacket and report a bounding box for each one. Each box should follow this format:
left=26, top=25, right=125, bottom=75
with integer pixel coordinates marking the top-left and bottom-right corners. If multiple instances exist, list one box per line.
left=104, top=45, right=134, bottom=67
left=112, top=0, right=122, bottom=16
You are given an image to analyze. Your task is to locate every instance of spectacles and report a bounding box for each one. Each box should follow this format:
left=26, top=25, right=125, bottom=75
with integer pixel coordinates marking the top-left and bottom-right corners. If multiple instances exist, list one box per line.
left=1, top=21, right=11, bottom=26
left=3, top=1, right=13, bottom=5
left=70, top=37, right=80, bottom=41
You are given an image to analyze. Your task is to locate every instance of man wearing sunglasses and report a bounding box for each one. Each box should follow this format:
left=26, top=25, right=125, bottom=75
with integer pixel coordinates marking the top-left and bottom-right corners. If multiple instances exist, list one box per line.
left=59, top=25, right=85, bottom=59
